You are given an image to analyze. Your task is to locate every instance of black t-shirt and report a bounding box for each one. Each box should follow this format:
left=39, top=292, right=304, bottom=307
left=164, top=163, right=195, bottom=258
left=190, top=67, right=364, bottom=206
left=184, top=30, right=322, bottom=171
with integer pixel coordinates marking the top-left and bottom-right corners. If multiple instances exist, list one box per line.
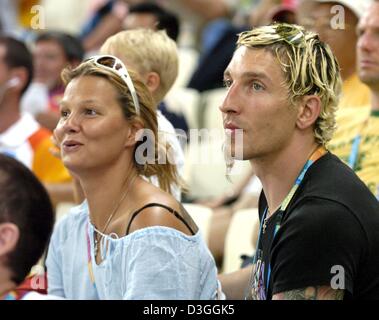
left=254, top=152, right=379, bottom=300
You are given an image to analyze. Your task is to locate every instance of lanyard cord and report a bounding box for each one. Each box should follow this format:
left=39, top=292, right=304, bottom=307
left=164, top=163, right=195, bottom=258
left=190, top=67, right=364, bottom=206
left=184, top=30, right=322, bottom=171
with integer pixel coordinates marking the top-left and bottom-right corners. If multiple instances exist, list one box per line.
left=244, top=207, right=268, bottom=300
left=348, top=116, right=370, bottom=170
left=348, top=134, right=362, bottom=170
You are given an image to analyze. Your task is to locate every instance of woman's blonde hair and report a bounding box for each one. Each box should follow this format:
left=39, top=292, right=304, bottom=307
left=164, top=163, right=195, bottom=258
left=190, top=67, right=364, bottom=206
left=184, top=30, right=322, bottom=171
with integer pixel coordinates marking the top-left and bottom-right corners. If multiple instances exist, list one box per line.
left=61, top=59, right=181, bottom=194
left=237, top=23, right=342, bottom=145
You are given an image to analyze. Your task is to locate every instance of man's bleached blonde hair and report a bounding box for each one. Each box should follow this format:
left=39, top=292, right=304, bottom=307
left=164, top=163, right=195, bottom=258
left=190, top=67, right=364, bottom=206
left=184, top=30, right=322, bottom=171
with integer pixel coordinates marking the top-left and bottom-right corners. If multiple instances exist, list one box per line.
left=237, top=23, right=342, bottom=145
left=100, top=28, right=178, bottom=103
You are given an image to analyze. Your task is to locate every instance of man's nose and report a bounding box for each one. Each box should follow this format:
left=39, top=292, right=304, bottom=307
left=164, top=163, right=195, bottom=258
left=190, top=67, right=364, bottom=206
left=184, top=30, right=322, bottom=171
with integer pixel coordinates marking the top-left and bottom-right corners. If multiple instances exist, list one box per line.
left=358, top=31, right=373, bottom=53
left=219, top=83, right=241, bottom=115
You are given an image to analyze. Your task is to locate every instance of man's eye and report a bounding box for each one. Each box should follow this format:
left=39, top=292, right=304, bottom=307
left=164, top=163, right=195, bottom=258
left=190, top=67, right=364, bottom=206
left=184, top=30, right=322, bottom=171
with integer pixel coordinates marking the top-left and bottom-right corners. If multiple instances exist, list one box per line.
left=223, top=79, right=232, bottom=88
left=252, top=82, right=264, bottom=91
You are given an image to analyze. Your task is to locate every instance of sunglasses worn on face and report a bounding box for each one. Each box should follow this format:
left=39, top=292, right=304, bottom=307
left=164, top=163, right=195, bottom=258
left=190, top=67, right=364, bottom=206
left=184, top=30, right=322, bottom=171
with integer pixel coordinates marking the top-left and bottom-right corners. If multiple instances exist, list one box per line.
left=85, top=55, right=141, bottom=115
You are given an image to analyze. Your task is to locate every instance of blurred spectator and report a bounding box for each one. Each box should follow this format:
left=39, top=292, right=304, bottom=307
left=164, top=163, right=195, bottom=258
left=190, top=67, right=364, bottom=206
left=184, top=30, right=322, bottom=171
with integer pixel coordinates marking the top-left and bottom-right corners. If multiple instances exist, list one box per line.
left=21, top=31, right=84, bottom=131
left=188, top=0, right=298, bottom=92
left=123, top=2, right=188, bottom=134
left=0, top=154, right=55, bottom=300
left=329, top=0, right=379, bottom=198
left=81, top=0, right=180, bottom=50
left=162, top=0, right=238, bottom=49
left=297, top=0, right=372, bottom=109
left=0, top=35, right=73, bottom=206
left=124, top=2, right=180, bottom=41
left=80, top=0, right=128, bottom=52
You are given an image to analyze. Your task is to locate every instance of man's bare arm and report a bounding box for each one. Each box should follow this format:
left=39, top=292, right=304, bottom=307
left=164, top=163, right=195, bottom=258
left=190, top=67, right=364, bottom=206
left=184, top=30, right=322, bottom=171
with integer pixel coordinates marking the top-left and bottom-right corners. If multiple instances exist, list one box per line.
left=272, top=286, right=344, bottom=300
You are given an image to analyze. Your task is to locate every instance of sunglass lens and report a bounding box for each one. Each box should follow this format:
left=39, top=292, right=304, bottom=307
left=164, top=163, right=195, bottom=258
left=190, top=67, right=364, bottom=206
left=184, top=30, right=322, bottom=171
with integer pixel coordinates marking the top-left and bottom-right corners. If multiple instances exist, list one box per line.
left=97, top=56, right=116, bottom=68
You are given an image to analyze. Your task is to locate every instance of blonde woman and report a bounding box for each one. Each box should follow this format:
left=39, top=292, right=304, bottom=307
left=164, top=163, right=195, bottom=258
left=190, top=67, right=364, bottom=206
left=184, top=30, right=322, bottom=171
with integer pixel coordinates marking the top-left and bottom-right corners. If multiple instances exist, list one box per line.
left=46, top=55, right=219, bottom=299
left=100, top=29, right=185, bottom=201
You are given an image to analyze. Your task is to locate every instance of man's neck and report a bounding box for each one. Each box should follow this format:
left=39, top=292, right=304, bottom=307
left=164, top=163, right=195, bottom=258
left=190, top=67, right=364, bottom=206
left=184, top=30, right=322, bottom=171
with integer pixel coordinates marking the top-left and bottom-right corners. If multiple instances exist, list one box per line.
left=0, top=98, right=21, bottom=134
left=251, top=139, right=320, bottom=217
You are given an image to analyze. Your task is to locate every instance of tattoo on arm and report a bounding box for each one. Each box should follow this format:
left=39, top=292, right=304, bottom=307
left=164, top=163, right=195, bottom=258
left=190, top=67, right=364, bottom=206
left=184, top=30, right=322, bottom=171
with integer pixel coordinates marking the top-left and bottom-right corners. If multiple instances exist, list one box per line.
left=272, top=286, right=344, bottom=300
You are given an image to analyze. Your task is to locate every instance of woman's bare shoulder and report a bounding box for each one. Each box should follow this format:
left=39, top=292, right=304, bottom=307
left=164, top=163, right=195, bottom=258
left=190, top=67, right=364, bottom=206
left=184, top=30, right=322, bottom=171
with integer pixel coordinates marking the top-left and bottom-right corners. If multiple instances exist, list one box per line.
left=128, top=182, right=191, bottom=235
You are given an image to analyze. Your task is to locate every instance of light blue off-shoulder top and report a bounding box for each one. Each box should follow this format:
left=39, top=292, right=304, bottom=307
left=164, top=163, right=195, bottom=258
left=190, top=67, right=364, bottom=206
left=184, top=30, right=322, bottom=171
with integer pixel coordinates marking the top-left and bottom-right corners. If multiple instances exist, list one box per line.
left=46, top=202, right=219, bottom=300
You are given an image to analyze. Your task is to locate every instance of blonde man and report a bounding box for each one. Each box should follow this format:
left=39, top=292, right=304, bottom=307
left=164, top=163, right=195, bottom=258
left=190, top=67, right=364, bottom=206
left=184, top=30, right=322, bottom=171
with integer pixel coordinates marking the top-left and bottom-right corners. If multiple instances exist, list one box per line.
left=100, top=29, right=184, bottom=200
left=219, top=23, right=379, bottom=300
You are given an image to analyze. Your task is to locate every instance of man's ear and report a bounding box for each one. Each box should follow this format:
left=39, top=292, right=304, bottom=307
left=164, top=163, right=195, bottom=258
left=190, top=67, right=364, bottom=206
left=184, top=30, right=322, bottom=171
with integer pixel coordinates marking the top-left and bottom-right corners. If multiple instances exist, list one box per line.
left=296, top=95, right=322, bottom=130
left=124, top=120, right=144, bottom=148
left=0, top=223, right=19, bottom=256
left=144, top=71, right=160, bottom=96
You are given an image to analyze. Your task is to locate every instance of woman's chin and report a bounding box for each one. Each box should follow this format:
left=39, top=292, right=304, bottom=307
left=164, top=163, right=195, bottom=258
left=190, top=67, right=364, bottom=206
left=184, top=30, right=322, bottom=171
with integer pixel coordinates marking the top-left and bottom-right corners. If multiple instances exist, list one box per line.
left=62, top=159, right=84, bottom=175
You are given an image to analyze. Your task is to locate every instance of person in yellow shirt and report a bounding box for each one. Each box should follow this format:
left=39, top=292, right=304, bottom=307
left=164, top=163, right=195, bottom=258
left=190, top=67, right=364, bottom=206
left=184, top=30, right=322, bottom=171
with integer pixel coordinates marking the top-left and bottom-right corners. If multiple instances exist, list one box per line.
left=329, top=1, right=379, bottom=199
left=297, top=0, right=371, bottom=110
left=330, top=107, right=379, bottom=196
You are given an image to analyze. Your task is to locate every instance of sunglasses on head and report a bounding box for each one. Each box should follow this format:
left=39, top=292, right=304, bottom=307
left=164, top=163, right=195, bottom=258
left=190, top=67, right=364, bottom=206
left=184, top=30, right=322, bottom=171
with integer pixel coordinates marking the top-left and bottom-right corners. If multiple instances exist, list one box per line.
left=85, top=55, right=141, bottom=115
left=275, top=23, right=308, bottom=47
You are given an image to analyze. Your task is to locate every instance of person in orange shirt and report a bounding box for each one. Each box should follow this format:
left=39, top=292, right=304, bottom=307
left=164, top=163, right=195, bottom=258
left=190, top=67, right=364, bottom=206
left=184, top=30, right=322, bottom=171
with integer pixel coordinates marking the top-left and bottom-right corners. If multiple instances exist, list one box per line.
left=0, top=35, right=73, bottom=206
